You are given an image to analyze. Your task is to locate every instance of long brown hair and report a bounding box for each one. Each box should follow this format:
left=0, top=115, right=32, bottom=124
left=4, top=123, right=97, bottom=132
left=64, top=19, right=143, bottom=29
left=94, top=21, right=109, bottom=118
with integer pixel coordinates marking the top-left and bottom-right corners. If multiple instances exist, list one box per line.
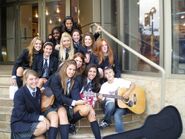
left=27, top=36, right=42, bottom=66
left=82, top=32, right=95, bottom=49
left=94, top=38, right=114, bottom=65
left=73, top=52, right=85, bottom=76
left=58, top=60, right=77, bottom=95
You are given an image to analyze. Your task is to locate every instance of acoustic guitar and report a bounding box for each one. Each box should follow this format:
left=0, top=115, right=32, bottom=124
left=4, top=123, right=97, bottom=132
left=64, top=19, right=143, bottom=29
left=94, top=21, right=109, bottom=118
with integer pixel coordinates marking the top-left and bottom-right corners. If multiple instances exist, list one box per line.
left=101, top=86, right=146, bottom=114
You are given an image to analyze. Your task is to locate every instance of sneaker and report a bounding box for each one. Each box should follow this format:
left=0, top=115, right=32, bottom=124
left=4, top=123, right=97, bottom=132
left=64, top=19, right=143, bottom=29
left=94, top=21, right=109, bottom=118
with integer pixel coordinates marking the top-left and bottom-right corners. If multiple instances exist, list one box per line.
left=69, top=124, right=76, bottom=135
left=99, top=120, right=110, bottom=129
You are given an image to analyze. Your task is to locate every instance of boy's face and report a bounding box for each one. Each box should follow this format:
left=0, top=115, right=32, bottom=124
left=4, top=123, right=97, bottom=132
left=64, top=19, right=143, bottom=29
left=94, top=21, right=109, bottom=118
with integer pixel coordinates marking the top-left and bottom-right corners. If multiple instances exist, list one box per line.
left=43, top=45, right=53, bottom=57
left=104, top=68, right=114, bottom=81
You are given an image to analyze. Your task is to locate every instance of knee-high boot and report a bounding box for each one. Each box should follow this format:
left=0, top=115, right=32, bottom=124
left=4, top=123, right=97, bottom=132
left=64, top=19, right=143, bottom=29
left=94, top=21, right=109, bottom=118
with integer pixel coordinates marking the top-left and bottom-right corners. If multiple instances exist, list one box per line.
left=70, top=111, right=83, bottom=124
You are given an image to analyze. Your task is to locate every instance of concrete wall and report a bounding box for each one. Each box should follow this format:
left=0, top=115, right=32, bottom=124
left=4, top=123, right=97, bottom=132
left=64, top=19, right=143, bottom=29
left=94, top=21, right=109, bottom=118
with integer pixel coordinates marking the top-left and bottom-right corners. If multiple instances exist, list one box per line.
left=79, top=0, right=100, bottom=33
left=123, top=74, right=185, bottom=138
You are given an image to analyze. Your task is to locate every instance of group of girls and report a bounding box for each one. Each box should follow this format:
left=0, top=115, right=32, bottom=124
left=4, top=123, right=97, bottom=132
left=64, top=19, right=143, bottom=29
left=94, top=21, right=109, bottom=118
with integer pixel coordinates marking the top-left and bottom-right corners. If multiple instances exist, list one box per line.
left=10, top=16, right=121, bottom=139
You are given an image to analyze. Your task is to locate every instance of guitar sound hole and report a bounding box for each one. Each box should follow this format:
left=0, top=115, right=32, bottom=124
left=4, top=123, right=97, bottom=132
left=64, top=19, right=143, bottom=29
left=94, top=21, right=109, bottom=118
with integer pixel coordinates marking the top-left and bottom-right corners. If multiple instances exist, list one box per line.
left=128, top=101, right=133, bottom=107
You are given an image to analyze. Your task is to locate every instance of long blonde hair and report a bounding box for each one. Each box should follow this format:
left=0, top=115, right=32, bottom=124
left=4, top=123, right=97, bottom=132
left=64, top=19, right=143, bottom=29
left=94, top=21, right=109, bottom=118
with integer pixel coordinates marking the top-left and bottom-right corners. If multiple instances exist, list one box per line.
left=59, top=32, right=75, bottom=63
left=27, top=36, right=42, bottom=66
left=58, top=60, right=77, bottom=95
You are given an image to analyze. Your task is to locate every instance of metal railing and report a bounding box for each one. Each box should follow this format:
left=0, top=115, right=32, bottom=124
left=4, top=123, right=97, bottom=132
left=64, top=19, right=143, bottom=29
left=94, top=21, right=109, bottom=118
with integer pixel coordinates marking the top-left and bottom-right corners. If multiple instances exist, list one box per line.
left=92, top=23, right=166, bottom=109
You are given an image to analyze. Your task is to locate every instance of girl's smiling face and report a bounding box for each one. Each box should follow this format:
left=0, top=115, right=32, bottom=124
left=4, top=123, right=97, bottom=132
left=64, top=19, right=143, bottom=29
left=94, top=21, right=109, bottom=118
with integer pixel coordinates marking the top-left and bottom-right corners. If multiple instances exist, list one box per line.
left=101, top=41, right=108, bottom=54
left=66, top=64, right=76, bottom=78
left=34, top=40, right=42, bottom=51
left=72, top=31, right=81, bottom=43
left=87, top=67, right=97, bottom=80
left=84, top=36, right=93, bottom=47
left=61, top=37, right=71, bottom=49
left=74, top=56, right=83, bottom=69
left=65, top=19, right=73, bottom=30
left=26, top=74, right=38, bottom=90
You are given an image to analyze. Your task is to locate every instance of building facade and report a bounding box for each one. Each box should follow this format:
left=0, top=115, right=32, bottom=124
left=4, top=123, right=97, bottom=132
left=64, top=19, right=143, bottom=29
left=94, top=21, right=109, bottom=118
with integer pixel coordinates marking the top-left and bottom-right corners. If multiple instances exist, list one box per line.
left=1, top=0, right=185, bottom=76
left=0, top=0, right=185, bottom=137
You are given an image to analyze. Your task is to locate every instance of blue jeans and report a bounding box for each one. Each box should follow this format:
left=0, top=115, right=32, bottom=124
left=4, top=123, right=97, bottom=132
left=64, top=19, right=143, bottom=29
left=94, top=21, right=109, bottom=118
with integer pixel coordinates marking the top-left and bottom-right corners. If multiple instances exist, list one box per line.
left=114, top=108, right=127, bottom=133
left=103, top=101, right=127, bottom=133
left=103, top=102, right=115, bottom=124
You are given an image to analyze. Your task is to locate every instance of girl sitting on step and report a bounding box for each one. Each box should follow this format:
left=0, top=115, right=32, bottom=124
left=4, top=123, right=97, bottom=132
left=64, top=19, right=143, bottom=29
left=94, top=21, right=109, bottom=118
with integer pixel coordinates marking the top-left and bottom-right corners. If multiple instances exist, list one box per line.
left=10, top=69, right=50, bottom=139
left=45, top=60, right=102, bottom=139
left=11, top=37, right=43, bottom=88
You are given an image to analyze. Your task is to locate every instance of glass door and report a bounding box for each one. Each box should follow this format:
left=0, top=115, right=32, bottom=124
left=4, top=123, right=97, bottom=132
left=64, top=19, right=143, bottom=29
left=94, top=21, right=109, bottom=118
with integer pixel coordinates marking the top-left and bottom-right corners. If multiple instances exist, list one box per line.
left=0, top=4, right=16, bottom=63
left=45, top=0, right=65, bottom=38
left=19, top=2, right=39, bottom=51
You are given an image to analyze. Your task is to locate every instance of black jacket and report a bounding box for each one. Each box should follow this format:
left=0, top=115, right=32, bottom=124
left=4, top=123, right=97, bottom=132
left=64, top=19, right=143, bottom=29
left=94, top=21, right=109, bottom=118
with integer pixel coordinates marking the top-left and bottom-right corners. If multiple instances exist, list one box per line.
left=11, top=86, right=42, bottom=133
left=32, top=53, right=58, bottom=79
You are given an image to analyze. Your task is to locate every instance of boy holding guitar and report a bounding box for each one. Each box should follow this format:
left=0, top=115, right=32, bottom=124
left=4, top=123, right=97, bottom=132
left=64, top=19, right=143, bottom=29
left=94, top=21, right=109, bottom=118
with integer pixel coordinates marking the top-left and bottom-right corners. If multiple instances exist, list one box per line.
left=98, top=66, right=135, bottom=133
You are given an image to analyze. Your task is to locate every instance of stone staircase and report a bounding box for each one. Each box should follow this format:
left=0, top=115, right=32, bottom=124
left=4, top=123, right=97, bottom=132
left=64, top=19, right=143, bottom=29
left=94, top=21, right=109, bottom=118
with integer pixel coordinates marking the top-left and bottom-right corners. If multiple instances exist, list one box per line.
left=0, top=65, right=144, bottom=139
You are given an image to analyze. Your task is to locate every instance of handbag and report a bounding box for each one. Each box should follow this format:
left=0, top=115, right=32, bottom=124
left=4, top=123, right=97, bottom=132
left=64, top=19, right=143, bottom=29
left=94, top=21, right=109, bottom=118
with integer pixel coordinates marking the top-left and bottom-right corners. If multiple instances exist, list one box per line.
left=41, top=87, right=55, bottom=112
left=9, top=85, right=18, bottom=99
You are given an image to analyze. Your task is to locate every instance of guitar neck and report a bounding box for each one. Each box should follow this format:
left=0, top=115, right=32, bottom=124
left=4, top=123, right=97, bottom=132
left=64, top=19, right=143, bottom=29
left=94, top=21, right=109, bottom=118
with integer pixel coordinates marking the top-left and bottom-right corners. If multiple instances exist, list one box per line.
left=101, top=94, right=127, bottom=103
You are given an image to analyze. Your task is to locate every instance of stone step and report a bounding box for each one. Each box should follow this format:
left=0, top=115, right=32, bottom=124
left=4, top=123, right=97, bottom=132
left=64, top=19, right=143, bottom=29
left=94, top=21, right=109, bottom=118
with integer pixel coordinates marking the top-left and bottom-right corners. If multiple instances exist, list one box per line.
left=0, top=112, right=11, bottom=123
left=0, top=121, right=10, bottom=132
left=0, top=75, right=11, bottom=86
left=0, top=132, right=10, bottom=139
left=0, top=106, right=12, bottom=112
left=0, top=119, right=143, bottom=139
left=76, top=113, right=141, bottom=127
left=0, top=98, right=13, bottom=107
left=0, top=86, right=10, bottom=98
left=0, top=65, right=12, bottom=75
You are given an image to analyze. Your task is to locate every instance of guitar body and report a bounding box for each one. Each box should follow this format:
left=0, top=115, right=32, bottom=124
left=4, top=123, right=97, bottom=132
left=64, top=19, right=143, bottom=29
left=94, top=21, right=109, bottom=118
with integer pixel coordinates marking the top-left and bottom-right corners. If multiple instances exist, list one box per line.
left=117, top=86, right=146, bottom=114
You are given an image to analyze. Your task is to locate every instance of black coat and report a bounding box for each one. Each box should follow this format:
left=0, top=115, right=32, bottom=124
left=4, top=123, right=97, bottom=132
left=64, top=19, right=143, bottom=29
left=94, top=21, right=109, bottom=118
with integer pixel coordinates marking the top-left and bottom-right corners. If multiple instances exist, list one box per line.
left=45, top=73, right=81, bottom=108
left=32, top=54, right=58, bottom=78
left=96, top=55, right=121, bottom=78
left=12, top=49, right=30, bottom=76
left=11, top=86, right=42, bottom=133
left=12, top=49, right=40, bottom=76
left=73, top=42, right=86, bottom=55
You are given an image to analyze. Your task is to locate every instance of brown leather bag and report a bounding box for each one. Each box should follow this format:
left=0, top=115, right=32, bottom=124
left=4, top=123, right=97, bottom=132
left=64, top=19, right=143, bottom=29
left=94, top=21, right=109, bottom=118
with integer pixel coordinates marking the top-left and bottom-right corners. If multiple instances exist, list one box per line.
left=41, top=87, right=55, bottom=112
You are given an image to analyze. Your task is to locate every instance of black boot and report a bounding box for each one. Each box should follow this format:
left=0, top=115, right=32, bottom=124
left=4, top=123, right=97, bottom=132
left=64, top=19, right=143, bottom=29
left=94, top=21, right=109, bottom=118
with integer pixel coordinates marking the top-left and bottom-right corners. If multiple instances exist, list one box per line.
left=90, top=121, right=101, bottom=139
left=69, top=112, right=83, bottom=134
left=48, top=127, right=58, bottom=139
left=16, top=76, right=23, bottom=88
left=70, top=112, right=83, bottom=124
left=69, top=124, right=76, bottom=135
left=59, top=124, right=69, bottom=139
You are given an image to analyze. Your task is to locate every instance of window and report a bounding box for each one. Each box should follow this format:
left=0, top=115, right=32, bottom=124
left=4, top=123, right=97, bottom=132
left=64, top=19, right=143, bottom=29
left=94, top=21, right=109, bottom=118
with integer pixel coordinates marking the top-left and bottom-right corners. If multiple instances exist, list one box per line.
left=124, top=0, right=160, bottom=72
left=172, top=0, right=185, bottom=74
left=45, top=1, right=65, bottom=37
left=101, top=0, right=161, bottom=73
